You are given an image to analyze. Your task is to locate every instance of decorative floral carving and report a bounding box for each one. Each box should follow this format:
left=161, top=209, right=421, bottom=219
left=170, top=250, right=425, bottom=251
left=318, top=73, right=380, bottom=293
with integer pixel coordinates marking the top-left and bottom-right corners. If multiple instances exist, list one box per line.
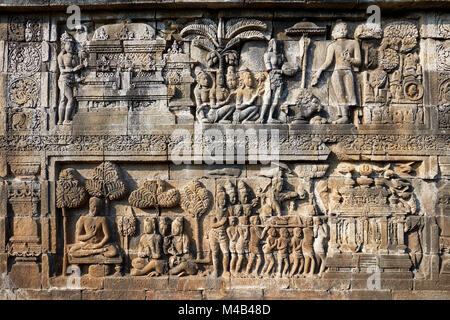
left=8, top=43, right=42, bottom=77
left=8, top=78, right=39, bottom=108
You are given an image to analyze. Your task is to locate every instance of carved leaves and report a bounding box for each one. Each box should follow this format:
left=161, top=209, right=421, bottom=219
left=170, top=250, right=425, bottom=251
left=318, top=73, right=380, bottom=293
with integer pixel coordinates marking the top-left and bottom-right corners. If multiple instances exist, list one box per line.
left=181, top=17, right=267, bottom=55
left=56, top=168, right=87, bottom=209
left=180, top=19, right=219, bottom=48
left=224, top=19, right=268, bottom=51
left=383, top=22, right=419, bottom=54
left=128, top=179, right=180, bottom=210
left=225, top=18, right=266, bottom=39
left=86, top=162, right=127, bottom=201
left=180, top=179, right=210, bottom=218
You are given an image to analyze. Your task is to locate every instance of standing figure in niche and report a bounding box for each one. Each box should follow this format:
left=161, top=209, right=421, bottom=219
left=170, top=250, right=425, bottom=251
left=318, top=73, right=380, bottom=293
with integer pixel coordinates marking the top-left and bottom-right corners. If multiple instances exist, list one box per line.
left=70, top=197, right=118, bottom=258
left=246, top=215, right=265, bottom=277
left=276, top=227, right=290, bottom=278
left=258, top=39, right=295, bottom=124
left=194, top=68, right=214, bottom=123
left=405, top=216, right=423, bottom=278
left=313, top=216, right=328, bottom=276
left=234, top=68, right=261, bottom=124
left=311, top=22, right=361, bottom=124
left=209, top=186, right=230, bottom=277
left=131, top=217, right=166, bottom=277
left=261, top=227, right=278, bottom=277
left=168, top=217, right=198, bottom=276
left=57, top=31, right=86, bottom=125
left=289, top=227, right=304, bottom=277
left=207, top=71, right=235, bottom=123
left=235, top=215, right=249, bottom=275
left=227, top=216, right=239, bottom=276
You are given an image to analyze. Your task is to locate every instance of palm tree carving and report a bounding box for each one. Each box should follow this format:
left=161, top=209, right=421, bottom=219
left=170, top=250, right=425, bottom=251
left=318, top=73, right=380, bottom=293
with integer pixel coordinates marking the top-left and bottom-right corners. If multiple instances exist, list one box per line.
left=180, top=18, right=269, bottom=79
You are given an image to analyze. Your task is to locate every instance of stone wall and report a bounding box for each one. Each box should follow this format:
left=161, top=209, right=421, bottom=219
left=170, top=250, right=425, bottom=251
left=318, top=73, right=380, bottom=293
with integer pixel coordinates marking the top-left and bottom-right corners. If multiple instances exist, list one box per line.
left=0, top=0, right=449, bottom=300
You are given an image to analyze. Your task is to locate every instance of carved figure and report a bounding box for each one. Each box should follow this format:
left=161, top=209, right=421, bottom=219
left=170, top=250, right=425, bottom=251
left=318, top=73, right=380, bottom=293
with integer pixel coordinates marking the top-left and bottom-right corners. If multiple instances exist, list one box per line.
left=289, top=227, right=304, bottom=277
left=234, top=68, right=260, bottom=124
left=235, top=215, right=249, bottom=275
left=69, top=197, right=118, bottom=258
left=302, top=217, right=315, bottom=276
left=405, top=216, right=423, bottom=277
left=261, top=227, right=277, bottom=277
left=246, top=215, right=264, bottom=277
left=131, top=217, right=166, bottom=276
left=276, top=227, right=290, bottom=278
left=57, top=31, right=85, bottom=125
left=259, top=39, right=296, bottom=123
left=194, top=68, right=214, bottom=123
left=168, top=217, right=198, bottom=276
left=311, top=22, right=361, bottom=124
left=313, top=216, right=328, bottom=276
left=207, top=70, right=235, bottom=123
left=209, top=186, right=230, bottom=277
left=227, top=216, right=239, bottom=276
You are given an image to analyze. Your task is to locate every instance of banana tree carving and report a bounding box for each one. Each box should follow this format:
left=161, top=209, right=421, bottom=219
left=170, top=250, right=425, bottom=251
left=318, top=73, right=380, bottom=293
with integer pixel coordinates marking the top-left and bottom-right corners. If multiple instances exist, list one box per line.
left=180, top=18, right=269, bottom=80
left=128, top=179, right=180, bottom=215
left=56, top=168, right=87, bottom=275
left=180, top=179, right=211, bottom=260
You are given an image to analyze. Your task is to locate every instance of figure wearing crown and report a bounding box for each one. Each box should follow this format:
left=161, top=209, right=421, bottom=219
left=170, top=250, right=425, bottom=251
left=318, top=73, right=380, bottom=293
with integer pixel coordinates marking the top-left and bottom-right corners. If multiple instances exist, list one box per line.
left=57, top=31, right=86, bottom=125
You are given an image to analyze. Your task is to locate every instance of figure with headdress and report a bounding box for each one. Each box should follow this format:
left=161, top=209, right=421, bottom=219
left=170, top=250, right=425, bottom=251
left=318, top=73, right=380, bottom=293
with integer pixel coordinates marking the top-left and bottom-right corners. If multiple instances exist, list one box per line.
left=57, top=31, right=86, bottom=125
left=168, top=217, right=198, bottom=276
left=311, top=22, right=361, bottom=124
left=234, top=68, right=261, bottom=123
left=193, top=68, right=214, bottom=123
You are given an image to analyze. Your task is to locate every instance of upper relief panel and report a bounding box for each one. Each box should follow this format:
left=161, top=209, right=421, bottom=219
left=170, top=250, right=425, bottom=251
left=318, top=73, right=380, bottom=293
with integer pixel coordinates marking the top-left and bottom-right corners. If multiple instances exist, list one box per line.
left=0, top=10, right=447, bottom=140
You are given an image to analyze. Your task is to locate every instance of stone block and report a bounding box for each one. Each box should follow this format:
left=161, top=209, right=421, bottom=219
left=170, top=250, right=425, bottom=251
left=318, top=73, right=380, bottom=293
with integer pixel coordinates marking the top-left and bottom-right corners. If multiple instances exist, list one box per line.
left=146, top=289, right=203, bottom=300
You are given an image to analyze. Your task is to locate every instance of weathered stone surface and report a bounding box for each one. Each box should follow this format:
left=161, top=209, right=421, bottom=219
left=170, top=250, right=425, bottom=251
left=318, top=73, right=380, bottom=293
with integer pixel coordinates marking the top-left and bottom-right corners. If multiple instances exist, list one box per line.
left=0, top=0, right=448, bottom=301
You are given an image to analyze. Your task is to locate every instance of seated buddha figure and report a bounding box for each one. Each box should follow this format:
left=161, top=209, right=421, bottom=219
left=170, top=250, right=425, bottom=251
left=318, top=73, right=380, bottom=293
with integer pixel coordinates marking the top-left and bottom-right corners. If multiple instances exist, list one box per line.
left=69, top=197, right=118, bottom=258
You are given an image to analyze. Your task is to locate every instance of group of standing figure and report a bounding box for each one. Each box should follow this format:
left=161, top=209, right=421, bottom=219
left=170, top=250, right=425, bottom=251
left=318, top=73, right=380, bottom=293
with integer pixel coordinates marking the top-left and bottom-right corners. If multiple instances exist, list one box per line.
left=208, top=181, right=329, bottom=278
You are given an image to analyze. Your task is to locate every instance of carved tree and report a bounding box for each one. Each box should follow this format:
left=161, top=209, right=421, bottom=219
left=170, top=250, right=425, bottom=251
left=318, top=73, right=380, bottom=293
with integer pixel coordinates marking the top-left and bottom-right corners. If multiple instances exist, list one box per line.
left=56, top=168, right=87, bottom=275
left=180, top=179, right=211, bottom=260
left=180, top=18, right=268, bottom=82
left=128, top=179, right=180, bottom=215
left=116, top=206, right=137, bottom=269
left=86, top=162, right=127, bottom=216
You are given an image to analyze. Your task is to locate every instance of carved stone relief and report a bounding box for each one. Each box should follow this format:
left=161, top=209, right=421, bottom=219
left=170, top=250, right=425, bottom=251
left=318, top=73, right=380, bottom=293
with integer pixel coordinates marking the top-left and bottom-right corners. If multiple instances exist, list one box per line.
left=0, top=4, right=448, bottom=300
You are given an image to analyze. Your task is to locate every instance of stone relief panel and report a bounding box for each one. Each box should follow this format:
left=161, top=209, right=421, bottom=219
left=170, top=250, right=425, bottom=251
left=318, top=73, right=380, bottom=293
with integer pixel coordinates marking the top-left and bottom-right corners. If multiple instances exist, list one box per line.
left=43, top=160, right=437, bottom=281
left=0, top=7, right=448, bottom=298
